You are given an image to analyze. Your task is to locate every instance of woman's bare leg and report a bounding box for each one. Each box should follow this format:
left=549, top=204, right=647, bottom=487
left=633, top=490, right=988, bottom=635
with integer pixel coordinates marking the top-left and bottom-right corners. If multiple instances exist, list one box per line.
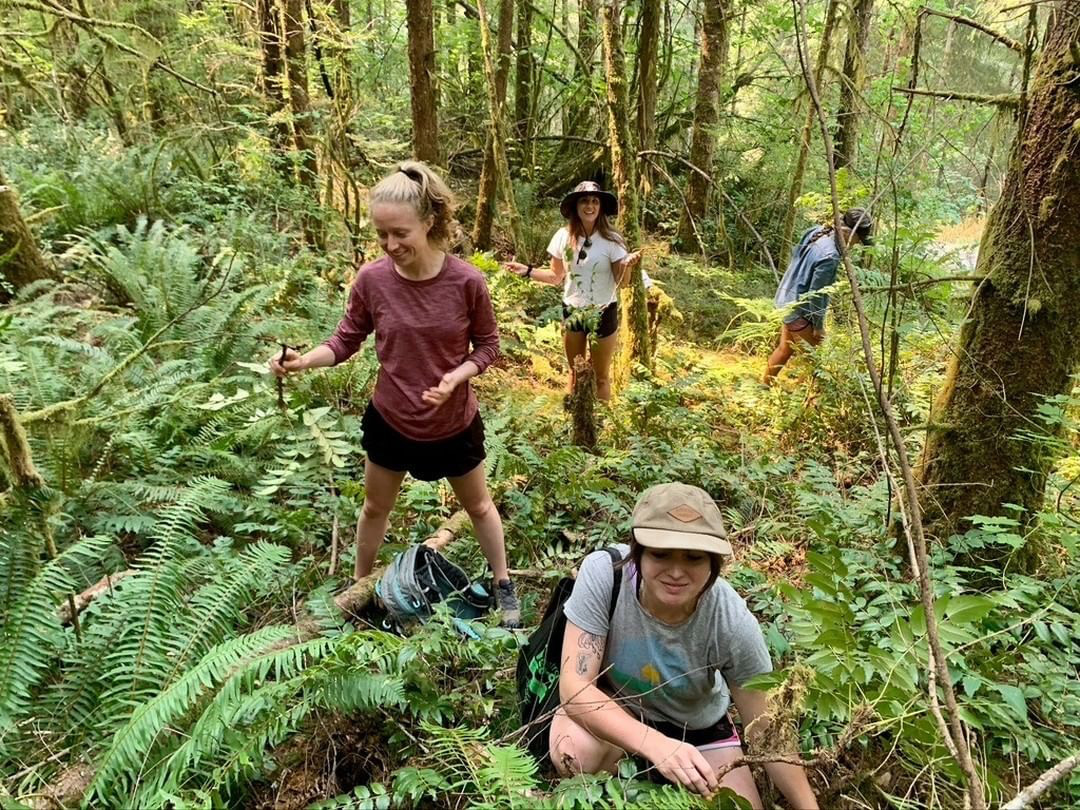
left=590, top=332, right=619, bottom=401
left=564, top=329, right=588, bottom=395
left=446, top=462, right=508, bottom=582
left=549, top=708, right=626, bottom=777
left=703, top=746, right=764, bottom=809
left=354, top=458, right=407, bottom=579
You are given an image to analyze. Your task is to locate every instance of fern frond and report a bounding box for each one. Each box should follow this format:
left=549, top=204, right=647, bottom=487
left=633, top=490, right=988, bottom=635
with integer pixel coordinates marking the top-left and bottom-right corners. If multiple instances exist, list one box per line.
left=0, top=535, right=114, bottom=722
left=476, top=743, right=539, bottom=801
left=86, top=624, right=303, bottom=805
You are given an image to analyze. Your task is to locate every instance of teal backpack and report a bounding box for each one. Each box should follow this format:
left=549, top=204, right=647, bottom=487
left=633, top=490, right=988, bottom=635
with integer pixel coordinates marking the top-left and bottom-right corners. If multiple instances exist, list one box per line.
left=376, top=544, right=491, bottom=636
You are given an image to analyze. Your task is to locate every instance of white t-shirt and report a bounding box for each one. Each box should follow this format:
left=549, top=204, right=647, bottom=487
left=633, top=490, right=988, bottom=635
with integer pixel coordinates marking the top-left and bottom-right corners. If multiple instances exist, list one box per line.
left=547, top=227, right=628, bottom=308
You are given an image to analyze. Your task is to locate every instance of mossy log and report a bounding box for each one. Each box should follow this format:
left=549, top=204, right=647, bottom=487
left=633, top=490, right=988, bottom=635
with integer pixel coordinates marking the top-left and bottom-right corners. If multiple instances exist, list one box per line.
left=0, top=166, right=56, bottom=302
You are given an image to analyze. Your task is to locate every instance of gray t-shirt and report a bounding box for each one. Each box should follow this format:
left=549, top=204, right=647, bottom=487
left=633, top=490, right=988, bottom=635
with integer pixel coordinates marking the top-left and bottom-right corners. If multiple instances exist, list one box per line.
left=563, top=544, right=772, bottom=729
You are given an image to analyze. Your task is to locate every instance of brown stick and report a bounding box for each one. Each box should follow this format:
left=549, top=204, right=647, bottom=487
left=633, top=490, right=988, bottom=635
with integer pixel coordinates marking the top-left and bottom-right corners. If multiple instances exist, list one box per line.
left=891, top=86, right=1020, bottom=109
left=792, top=2, right=985, bottom=808
left=328, top=512, right=340, bottom=576
left=919, top=7, right=1025, bottom=54
left=1002, top=752, right=1080, bottom=810
left=57, top=570, right=136, bottom=625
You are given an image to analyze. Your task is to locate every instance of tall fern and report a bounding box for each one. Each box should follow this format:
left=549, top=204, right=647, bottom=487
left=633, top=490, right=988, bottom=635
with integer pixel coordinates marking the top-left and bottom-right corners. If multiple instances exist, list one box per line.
left=0, top=534, right=114, bottom=723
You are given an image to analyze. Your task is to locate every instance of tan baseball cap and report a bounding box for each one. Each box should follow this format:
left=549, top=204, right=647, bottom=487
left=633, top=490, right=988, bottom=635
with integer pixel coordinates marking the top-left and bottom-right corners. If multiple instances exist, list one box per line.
left=631, top=483, right=733, bottom=556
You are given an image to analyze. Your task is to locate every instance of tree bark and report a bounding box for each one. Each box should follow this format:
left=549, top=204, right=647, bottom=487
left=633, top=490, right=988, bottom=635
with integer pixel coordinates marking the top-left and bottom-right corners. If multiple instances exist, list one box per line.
left=513, top=0, right=533, bottom=147
left=564, top=0, right=598, bottom=138
left=282, top=0, right=322, bottom=246
left=779, top=0, right=838, bottom=255
left=918, top=3, right=1080, bottom=557
left=473, top=0, right=515, bottom=249
left=474, top=0, right=524, bottom=251
left=258, top=0, right=289, bottom=153
left=832, top=0, right=874, bottom=169
left=407, top=0, right=440, bottom=164
left=0, top=167, right=56, bottom=302
left=635, top=0, right=660, bottom=195
left=600, top=0, right=649, bottom=370
left=676, top=0, right=728, bottom=251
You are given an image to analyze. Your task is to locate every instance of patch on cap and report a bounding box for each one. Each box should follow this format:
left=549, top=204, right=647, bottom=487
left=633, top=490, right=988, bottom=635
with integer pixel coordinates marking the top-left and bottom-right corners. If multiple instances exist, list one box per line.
left=668, top=504, right=703, bottom=523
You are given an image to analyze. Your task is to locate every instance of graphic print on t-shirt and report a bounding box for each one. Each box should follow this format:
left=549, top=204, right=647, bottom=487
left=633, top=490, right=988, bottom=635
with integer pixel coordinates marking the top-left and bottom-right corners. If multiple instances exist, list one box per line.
left=605, top=635, right=699, bottom=702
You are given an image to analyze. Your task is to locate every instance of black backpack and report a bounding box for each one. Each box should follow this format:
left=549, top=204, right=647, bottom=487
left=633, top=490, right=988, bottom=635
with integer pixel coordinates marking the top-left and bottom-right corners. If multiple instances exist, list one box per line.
left=516, top=547, right=623, bottom=761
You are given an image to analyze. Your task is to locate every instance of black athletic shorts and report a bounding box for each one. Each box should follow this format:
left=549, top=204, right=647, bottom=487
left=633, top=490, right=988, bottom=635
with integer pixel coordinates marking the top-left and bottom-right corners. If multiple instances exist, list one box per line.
left=360, top=402, right=486, bottom=482
left=563, top=300, right=619, bottom=339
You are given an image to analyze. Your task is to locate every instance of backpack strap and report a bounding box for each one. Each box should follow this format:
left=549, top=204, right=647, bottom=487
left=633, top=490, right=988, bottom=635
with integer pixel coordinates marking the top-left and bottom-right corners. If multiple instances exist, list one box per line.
left=603, top=547, right=623, bottom=622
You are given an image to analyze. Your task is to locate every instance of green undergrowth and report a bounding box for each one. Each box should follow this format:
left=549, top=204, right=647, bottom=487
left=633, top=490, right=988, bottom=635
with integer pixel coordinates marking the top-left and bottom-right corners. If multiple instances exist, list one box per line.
left=1, top=142, right=1078, bottom=810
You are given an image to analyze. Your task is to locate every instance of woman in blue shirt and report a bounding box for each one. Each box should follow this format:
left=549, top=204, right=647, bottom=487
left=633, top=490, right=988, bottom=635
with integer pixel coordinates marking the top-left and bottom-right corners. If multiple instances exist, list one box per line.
left=763, top=208, right=874, bottom=385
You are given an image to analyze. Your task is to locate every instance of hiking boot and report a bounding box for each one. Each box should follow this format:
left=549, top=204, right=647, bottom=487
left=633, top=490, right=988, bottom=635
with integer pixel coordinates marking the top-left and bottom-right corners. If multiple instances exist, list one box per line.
left=495, top=578, right=521, bottom=628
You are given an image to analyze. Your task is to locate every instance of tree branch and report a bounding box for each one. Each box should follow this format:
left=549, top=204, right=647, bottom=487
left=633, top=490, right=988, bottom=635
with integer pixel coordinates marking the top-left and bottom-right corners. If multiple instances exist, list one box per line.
left=57, top=570, right=136, bottom=625
left=1002, top=752, right=1080, bottom=810
left=10, top=0, right=215, bottom=95
left=891, top=86, right=1020, bottom=109
left=920, top=7, right=1025, bottom=54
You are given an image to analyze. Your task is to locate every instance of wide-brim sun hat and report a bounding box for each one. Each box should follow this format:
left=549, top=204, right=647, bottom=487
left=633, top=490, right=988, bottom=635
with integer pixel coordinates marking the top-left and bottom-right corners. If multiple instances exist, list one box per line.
left=631, top=482, right=733, bottom=556
left=560, top=181, right=619, bottom=219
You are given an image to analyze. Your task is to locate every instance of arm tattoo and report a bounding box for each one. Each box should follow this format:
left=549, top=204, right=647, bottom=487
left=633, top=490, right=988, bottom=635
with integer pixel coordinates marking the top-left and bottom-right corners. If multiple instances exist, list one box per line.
left=575, top=653, right=591, bottom=676
left=576, top=632, right=605, bottom=664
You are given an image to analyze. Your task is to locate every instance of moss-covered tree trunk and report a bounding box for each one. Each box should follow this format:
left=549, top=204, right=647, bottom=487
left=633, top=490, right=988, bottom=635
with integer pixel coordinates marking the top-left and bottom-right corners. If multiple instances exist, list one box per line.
left=0, top=167, right=56, bottom=302
left=635, top=0, right=660, bottom=196
left=832, top=0, right=874, bottom=169
left=406, top=0, right=440, bottom=164
left=473, top=0, right=514, bottom=250
left=281, top=0, right=323, bottom=247
left=474, top=0, right=524, bottom=252
left=513, top=0, right=533, bottom=149
left=918, top=5, right=1080, bottom=554
left=676, top=0, right=728, bottom=251
left=562, top=0, right=598, bottom=141
left=601, top=0, right=649, bottom=371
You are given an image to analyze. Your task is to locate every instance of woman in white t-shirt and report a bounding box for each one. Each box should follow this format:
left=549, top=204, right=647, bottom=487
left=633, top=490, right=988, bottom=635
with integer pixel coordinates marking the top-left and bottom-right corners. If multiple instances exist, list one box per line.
left=503, top=181, right=640, bottom=400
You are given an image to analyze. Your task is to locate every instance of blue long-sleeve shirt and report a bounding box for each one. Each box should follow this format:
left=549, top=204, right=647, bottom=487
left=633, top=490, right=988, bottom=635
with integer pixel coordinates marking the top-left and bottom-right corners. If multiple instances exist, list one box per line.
left=773, top=226, right=841, bottom=330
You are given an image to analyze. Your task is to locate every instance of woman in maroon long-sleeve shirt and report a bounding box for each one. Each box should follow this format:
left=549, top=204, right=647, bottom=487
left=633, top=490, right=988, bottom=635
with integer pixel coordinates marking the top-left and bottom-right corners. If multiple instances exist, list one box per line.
left=269, top=161, right=519, bottom=626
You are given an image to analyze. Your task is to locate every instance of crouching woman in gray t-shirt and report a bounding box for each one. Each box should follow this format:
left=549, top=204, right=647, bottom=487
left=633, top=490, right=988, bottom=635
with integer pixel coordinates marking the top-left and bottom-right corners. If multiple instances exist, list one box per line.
left=551, top=483, right=818, bottom=809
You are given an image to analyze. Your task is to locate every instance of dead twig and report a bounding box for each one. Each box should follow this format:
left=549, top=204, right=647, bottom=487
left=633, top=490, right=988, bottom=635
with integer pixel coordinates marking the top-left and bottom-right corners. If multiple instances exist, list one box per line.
left=1002, top=752, right=1080, bottom=810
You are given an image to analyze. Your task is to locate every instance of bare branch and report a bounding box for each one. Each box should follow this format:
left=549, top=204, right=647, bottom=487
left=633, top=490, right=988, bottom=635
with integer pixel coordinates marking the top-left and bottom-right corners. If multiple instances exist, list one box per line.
left=1002, top=752, right=1080, bottom=810
left=57, top=570, right=136, bottom=625
left=921, top=7, right=1025, bottom=54
left=892, top=86, right=1021, bottom=109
